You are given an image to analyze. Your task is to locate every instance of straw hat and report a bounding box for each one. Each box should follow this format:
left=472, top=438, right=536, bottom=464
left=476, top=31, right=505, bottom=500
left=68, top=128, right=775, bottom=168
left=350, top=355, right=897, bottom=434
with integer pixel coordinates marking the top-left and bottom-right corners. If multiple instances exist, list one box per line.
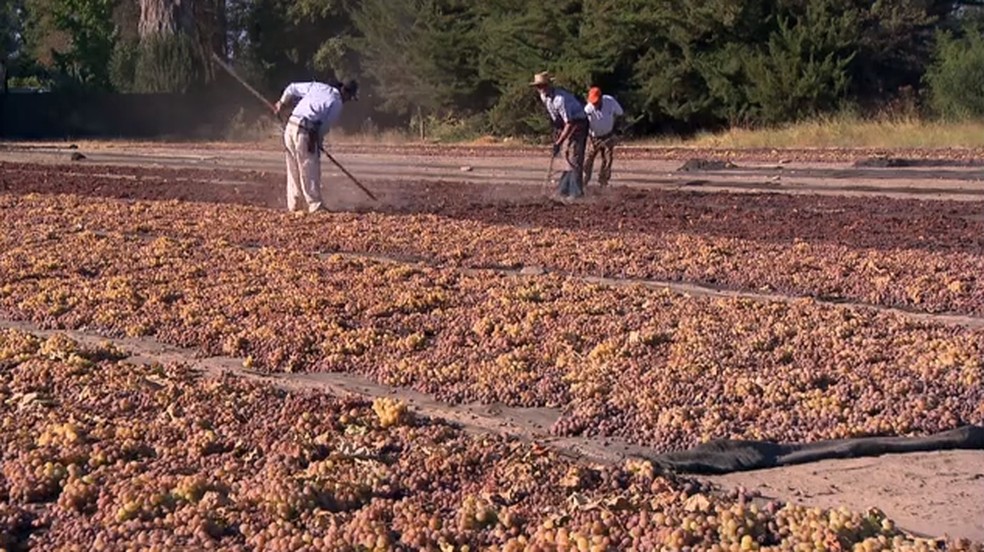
left=530, top=72, right=553, bottom=86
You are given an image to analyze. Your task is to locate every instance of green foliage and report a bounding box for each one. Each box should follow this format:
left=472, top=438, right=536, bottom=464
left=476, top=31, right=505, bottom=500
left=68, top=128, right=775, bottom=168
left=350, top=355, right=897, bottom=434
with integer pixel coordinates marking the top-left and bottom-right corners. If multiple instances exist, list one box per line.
left=1, top=0, right=22, bottom=91
left=8, top=0, right=981, bottom=136
left=472, top=0, right=600, bottom=135
left=229, top=0, right=356, bottom=95
left=350, top=0, right=437, bottom=114
left=351, top=0, right=490, bottom=117
left=417, top=113, right=486, bottom=143
left=623, top=1, right=768, bottom=126
left=8, top=73, right=52, bottom=90
left=486, top=82, right=551, bottom=137
left=926, top=23, right=984, bottom=119
left=132, top=33, right=201, bottom=93
left=22, top=0, right=63, bottom=67
left=851, top=0, right=951, bottom=101
left=31, top=0, right=116, bottom=90
left=108, top=38, right=137, bottom=92
left=475, top=0, right=589, bottom=87
left=742, top=1, right=858, bottom=125
left=1, top=0, right=23, bottom=60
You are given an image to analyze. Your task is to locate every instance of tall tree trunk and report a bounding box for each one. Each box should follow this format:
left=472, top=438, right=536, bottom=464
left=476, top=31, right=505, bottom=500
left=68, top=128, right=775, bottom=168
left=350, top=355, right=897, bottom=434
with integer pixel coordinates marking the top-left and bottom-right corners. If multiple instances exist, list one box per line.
left=136, top=0, right=224, bottom=89
left=138, top=0, right=194, bottom=39
left=114, top=0, right=141, bottom=43
left=193, top=0, right=226, bottom=79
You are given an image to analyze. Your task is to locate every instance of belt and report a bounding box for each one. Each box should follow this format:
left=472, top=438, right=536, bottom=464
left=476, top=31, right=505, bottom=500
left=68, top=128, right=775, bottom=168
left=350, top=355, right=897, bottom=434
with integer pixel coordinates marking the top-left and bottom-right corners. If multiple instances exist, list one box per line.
left=288, top=116, right=321, bottom=133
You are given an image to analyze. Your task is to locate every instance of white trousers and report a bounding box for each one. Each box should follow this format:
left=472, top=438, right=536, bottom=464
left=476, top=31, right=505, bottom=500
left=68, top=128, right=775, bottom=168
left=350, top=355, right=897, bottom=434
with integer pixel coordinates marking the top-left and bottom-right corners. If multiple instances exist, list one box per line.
left=283, top=123, right=323, bottom=212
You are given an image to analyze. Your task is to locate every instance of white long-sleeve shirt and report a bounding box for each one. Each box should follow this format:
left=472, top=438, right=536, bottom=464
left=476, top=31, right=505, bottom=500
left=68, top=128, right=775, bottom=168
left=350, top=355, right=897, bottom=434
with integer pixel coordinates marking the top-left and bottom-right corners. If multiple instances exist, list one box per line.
left=279, top=82, right=343, bottom=134
left=541, top=88, right=588, bottom=126
left=584, top=95, right=624, bottom=137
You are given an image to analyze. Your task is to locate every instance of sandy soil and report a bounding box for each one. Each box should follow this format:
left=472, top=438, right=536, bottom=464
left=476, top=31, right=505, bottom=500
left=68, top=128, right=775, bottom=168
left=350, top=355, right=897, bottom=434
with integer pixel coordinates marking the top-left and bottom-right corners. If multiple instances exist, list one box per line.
left=4, top=141, right=984, bottom=201
left=712, top=452, right=984, bottom=542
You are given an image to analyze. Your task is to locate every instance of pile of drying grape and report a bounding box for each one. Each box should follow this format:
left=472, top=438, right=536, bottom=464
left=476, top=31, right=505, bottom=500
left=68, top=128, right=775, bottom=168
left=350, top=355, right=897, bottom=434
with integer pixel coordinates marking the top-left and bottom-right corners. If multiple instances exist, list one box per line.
left=3, top=180, right=984, bottom=315
left=5, top=159, right=984, bottom=256
left=1, top=226, right=981, bottom=452
left=1, top=328, right=979, bottom=550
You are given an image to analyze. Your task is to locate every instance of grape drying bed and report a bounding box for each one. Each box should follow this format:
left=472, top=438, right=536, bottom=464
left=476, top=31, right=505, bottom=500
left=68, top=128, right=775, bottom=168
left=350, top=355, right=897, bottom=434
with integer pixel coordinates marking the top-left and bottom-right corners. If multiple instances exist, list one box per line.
left=7, top=327, right=978, bottom=550
left=1, top=161, right=983, bottom=549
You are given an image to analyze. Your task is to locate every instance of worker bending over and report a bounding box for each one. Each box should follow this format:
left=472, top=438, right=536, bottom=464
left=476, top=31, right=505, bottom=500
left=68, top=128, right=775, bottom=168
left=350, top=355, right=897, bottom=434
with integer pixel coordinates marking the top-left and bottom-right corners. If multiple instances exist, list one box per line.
left=531, top=72, right=589, bottom=201
left=273, top=79, right=358, bottom=213
left=583, top=86, right=624, bottom=188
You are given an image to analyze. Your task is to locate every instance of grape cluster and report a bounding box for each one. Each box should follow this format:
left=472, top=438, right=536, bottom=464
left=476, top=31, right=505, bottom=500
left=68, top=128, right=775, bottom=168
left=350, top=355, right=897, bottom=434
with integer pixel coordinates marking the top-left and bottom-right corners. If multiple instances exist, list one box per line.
left=372, top=397, right=412, bottom=428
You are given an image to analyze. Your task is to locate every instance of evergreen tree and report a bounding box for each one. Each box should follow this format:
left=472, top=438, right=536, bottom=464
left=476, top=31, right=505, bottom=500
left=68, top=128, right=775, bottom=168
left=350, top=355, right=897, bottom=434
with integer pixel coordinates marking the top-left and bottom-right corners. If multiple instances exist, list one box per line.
left=351, top=0, right=490, bottom=116
left=52, top=0, right=116, bottom=90
left=11, top=0, right=983, bottom=132
left=473, top=0, right=595, bottom=134
left=926, top=18, right=984, bottom=118
left=742, top=0, right=858, bottom=124
left=22, top=0, right=116, bottom=90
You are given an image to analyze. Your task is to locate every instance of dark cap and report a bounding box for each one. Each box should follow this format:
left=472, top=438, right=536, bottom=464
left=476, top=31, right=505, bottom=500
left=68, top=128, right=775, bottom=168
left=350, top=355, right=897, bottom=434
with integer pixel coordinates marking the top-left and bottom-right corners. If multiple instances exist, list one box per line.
left=341, top=80, right=359, bottom=100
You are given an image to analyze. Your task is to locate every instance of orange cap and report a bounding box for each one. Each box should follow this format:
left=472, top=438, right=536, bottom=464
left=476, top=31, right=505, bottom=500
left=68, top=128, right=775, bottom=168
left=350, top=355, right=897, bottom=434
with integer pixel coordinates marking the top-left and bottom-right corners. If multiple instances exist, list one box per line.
left=587, top=87, right=602, bottom=104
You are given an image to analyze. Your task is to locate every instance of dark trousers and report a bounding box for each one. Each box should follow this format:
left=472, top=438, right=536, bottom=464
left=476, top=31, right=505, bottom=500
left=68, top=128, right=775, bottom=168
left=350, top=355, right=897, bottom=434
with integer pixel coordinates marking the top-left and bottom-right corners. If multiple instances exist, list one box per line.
left=557, top=120, right=588, bottom=198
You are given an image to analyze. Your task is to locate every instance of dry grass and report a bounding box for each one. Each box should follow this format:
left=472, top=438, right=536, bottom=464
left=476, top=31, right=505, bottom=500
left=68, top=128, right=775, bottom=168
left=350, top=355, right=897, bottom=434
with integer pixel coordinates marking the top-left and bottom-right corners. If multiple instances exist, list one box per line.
left=11, top=113, right=984, bottom=151
left=340, top=115, right=984, bottom=149
left=328, top=131, right=526, bottom=147
left=641, top=115, right=984, bottom=149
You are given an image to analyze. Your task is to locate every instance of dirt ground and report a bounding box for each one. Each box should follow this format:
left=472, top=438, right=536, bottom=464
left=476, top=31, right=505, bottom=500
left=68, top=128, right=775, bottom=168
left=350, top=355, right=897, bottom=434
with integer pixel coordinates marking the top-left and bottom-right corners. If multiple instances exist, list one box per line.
left=2, top=140, right=983, bottom=542
left=713, top=451, right=984, bottom=542
left=5, top=140, right=984, bottom=201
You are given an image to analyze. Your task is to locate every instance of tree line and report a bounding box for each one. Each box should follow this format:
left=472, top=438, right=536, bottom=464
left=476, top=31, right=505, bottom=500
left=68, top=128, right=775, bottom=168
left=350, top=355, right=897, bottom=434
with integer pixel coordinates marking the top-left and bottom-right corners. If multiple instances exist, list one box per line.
left=4, top=0, right=984, bottom=137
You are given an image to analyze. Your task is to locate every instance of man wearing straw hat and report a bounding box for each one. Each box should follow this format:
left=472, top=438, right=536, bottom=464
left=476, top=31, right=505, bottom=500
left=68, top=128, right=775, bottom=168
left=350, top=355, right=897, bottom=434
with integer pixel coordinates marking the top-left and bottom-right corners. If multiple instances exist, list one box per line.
left=530, top=72, right=589, bottom=201
left=583, top=86, right=624, bottom=188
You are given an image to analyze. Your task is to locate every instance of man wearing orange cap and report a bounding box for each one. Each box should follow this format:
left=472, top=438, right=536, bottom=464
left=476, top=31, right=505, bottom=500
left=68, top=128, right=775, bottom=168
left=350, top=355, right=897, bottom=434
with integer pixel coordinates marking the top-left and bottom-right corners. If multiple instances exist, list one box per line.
left=584, top=87, right=624, bottom=188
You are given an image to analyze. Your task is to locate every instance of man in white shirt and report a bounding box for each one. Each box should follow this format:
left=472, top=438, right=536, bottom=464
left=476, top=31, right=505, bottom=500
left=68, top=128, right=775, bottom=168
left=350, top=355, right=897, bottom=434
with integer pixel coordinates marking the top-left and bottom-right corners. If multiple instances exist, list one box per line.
left=583, top=87, right=624, bottom=188
left=272, top=79, right=358, bottom=213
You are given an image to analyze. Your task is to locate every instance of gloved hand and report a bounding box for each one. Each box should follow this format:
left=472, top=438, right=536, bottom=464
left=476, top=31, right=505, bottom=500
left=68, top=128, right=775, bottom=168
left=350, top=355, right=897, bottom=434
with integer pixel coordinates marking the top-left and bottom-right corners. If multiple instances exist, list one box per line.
left=551, top=142, right=561, bottom=157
